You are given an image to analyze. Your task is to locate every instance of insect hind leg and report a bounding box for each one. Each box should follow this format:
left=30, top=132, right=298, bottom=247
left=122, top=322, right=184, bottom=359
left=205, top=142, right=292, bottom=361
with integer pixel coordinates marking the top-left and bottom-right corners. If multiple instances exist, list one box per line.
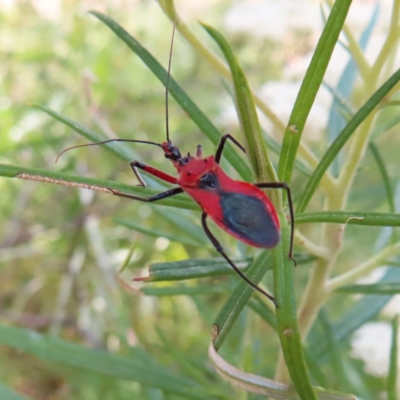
left=109, top=187, right=183, bottom=202
left=255, top=182, right=296, bottom=266
left=201, top=212, right=277, bottom=305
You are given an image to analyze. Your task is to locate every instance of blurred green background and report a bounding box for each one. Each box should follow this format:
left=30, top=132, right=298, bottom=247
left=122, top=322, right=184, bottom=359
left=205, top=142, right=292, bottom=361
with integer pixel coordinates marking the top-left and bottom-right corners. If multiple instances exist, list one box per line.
left=1, top=0, right=399, bottom=399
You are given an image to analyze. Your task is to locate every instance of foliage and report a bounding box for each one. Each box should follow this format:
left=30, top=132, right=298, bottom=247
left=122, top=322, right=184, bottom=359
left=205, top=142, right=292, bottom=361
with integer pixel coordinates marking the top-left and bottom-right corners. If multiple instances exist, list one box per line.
left=1, top=0, right=400, bottom=399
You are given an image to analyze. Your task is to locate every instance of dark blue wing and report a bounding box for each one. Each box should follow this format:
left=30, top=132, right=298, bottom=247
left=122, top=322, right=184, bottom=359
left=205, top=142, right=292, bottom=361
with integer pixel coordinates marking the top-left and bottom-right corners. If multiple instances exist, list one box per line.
left=220, top=193, right=280, bottom=248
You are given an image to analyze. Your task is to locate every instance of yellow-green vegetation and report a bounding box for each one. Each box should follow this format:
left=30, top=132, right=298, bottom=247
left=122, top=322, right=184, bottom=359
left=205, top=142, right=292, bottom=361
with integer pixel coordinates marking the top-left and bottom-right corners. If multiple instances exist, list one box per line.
left=1, top=1, right=400, bottom=399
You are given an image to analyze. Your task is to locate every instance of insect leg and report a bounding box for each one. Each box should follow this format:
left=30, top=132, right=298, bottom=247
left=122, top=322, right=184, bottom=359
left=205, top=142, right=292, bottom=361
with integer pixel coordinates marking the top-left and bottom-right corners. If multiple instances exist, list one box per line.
left=255, top=182, right=296, bottom=266
left=215, top=134, right=246, bottom=164
left=201, top=211, right=277, bottom=305
left=129, top=161, right=178, bottom=187
left=109, top=186, right=183, bottom=202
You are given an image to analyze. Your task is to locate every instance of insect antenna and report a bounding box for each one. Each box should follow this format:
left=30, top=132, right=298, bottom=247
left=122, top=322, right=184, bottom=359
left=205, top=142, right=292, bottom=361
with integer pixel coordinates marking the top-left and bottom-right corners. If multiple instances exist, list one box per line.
left=165, top=21, right=176, bottom=144
left=55, top=139, right=162, bottom=163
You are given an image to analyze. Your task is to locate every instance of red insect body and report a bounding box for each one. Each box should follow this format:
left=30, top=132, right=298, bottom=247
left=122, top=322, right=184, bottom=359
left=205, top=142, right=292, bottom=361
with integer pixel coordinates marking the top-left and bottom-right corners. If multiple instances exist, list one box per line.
left=175, top=154, right=280, bottom=249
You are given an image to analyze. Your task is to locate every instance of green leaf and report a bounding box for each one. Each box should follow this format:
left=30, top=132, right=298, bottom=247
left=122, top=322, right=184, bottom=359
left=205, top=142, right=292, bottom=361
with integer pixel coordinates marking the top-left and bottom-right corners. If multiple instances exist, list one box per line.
left=201, top=23, right=274, bottom=183
left=318, top=310, right=353, bottom=393
left=114, top=217, right=205, bottom=247
left=336, top=282, right=400, bottom=295
left=212, top=251, right=272, bottom=350
left=369, top=142, right=395, bottom=213
left=142, top=285, right=227, bottom=296
left=152, top=207, right=208, bottom=244
left=0, top=324, right=213, bottom=400
left=32, top=104, right=136, bottom=163
left=0, top=163, right=196, bottom=210
left=142, top=257, right=252, bottom=282
left=89, top=11, right=252, bottom=182
left=297, top=67, right=400, bottom=212
left=387, top=315, right=399, bottom=400
left=296, top=211, right=400, bottom=226
left=371, top=113, right=400, bottom=140
left=0, top=382, right=29, bottom=400
left=247, top=296, right=277, bottom=330
left=278, top=0, right=352, bottom=184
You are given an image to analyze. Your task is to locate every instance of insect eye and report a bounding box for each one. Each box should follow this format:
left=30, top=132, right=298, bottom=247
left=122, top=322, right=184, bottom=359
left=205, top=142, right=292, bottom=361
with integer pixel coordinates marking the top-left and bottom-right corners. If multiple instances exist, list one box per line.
left=199, top=172, right=218, bottom=189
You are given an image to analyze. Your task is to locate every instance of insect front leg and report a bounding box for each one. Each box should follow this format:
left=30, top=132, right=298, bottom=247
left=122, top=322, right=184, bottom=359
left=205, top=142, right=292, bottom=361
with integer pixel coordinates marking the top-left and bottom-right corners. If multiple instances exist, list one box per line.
left=215, top=134, right=246, bottom=164
left=129, top=161, right=178, bottom=187
left=255, top=182, right=296, bottom=266
left=201, top=212, right=277, bottom=305
left=110, top=161, right=182, bottom=202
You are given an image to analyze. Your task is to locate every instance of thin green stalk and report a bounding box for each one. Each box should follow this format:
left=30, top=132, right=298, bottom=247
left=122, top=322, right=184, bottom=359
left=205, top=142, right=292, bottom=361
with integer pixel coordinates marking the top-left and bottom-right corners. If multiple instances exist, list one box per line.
left=325, top=0, right=371, bottom=81
left=328, top=241, right=400, bottom=291
left=370, top=0, right=400, bottom=80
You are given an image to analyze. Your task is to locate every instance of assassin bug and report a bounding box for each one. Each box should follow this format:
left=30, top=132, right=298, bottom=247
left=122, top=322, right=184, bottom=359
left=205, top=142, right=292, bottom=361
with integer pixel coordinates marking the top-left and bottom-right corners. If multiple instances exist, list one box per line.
left=57, top=24, right=295, bottom=305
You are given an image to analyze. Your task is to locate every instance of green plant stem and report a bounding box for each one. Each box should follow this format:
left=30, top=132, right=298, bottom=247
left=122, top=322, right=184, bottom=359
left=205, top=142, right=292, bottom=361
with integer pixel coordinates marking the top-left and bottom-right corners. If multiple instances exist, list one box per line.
left=336, top=113, right=375, bottom=206
left=370, top=0, right=400, bottom=81
left=157, top=0, right=336, bottom=194
left=298, top=195, right=344, bottom=333
left=328, top=241, right=400, bottom=291
left=294, top=231, right=330, bottom=260
left=325, top=0, right=370, bottom=81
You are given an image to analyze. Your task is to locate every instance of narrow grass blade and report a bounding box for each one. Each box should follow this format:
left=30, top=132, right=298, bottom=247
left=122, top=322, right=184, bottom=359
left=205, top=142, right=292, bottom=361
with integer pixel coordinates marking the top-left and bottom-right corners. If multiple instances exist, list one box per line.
left=201, top=23, right=274, bottom=183
left=304, top=349, right=329, bottom=388
left=114, top=217, right=205, bottom=247
left=296, top=211, right=400, bottom=226
left=0, top=382, right=29, bottom=400
left=336, top=282, right=400, bottom=295
left=32, top=103, right=136, bottom=163
left=32, top=104, right=172, bottom=189
left=212, top=251, right=271, bottom=350
left=318, top=310, right=353, bottom=393
left=326, top=3, right=379, bottom=176
left=297, top=67, right=400, bottom=212
left=369, top=142, right=395, bottom=213
left=89, top=11, right=252, bottom=182
left=371, top=113, right=400, bottom=140
left=152, top=207, right=208, bottom=244
left=247, top=296, right=277, bottom=330
left=278, top=0, right=352, bottom=184
left=0, top=163, right=196, bottom=210
left=141, top=257, right=252, bottom=282
left=0, top=325, right=212, bottom=400
left=264, top=133, right=312, bottom=177
left=387, top=315, right=398, bottom=400
left=142, top=285, right=227, bottom=296
left=208, top=345, right=356, bottom=400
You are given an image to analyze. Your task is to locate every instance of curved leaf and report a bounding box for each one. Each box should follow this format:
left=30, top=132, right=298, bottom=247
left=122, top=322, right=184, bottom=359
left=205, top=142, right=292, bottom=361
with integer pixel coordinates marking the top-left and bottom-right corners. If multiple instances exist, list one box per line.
left=208, top=344, right=356, bottom=400
left=296, top=211, right=400, bottom=226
